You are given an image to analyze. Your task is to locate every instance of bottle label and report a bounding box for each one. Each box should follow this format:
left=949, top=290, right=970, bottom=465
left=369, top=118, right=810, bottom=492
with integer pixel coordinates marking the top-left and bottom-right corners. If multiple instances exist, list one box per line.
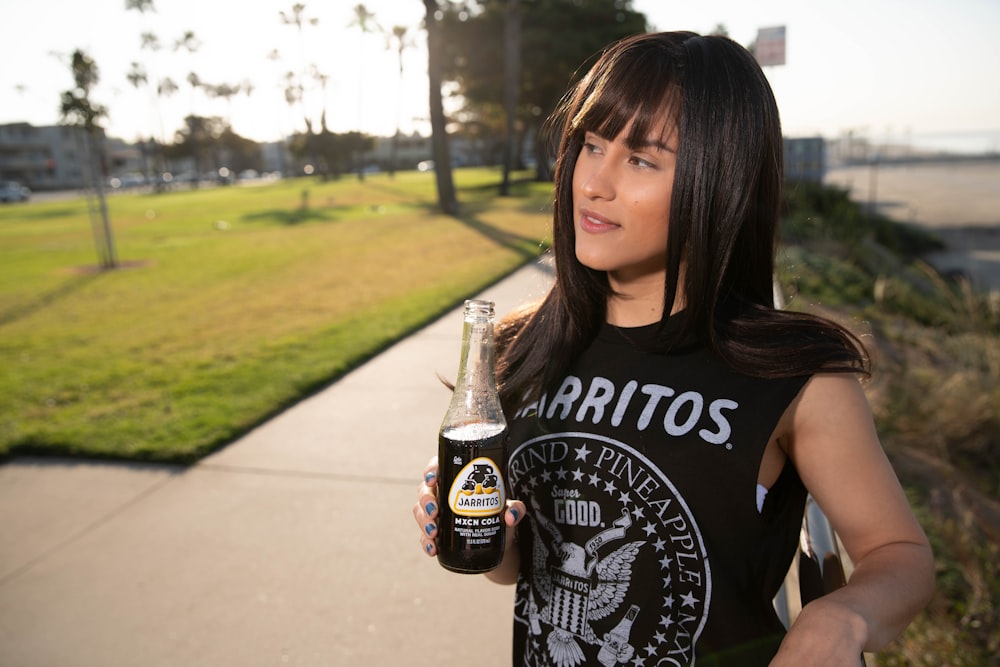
left=447, top=456, right=506, bottom=517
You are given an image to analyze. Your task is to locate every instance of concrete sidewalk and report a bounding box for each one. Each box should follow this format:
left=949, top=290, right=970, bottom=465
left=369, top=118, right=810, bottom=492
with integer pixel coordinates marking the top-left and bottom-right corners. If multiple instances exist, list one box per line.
left=0, top=259, right=555, bottom=667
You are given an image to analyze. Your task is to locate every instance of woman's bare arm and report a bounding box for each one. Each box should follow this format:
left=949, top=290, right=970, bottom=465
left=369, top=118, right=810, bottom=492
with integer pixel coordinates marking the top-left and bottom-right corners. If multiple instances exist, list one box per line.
left=772, top=374, right=934, bottom=664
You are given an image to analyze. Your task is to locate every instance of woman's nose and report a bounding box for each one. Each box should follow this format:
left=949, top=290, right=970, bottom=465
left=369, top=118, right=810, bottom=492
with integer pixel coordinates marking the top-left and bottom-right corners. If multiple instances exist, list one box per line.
left=579, top=162, right=615, bottom=200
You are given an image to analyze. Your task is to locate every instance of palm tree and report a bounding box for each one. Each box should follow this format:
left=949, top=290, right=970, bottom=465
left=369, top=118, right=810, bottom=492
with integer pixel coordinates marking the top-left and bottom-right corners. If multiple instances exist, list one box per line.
left=174, top=31, right=203, bottom=161
left=125, top=1, right=166, bottom=180
left=137, top=32, right=166, bottom=144
left=422, top=0, right=458, bottom=214
left=156, top=75, right=179, bottom=123
left=125, top=61, right=155, bottom=182
left=174, top=31, right=201, bottom=110
left=125, top=0, right=155, bottom=13
left=265, top=48, right=293, bottom=175
left=387, top=25, right=414, bottom=176
left=279, top=3, right=319, bottom=133
left=348, top=4, right=381, bottom=179
left=155, top=76, right=178, bottom=185
left=206, top=82, right=243, bottom=128
left=126, top=61, right=149, bottom=100
left=124, top=0, right=157, bottom=116
left=183, top=70, right=204, bottom=184
left=348, top=3, right=382, bottom=127
left=60, top=49, right=117, bottom=269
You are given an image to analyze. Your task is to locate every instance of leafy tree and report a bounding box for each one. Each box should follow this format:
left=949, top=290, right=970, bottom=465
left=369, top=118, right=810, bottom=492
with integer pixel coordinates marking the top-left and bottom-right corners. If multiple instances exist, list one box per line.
left=439, top=0, right=647, bottom=180
left=163, top=115, right=262, bottom=178
left=60, top=49, right=117, bottom=269
left=217, top=128, right=264, bottom=174
left=167, top=114, right=224, bottom=180
left=290, top=125, right=373, bottom=178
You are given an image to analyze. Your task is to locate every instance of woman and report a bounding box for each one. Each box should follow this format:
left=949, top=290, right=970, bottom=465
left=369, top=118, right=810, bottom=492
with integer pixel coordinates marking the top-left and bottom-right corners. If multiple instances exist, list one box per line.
left=413, top=31, right=933, bottom=666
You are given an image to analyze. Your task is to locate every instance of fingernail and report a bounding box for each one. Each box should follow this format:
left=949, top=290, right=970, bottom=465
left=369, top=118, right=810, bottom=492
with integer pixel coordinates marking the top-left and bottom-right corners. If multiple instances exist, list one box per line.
left=425, top=502, right=436, bottom=515
left=510, top=508, right=519, bottom=521
left=424, top=523, right=435, bottom=536
left=425, top=543, right=433, bottom=555
left=425, top=471, right=436, bottom=484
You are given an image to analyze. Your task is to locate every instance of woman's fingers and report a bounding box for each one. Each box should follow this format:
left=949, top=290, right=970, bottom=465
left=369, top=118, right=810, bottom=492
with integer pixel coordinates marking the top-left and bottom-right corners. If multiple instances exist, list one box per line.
left=414, top=456, right=440, bottom=557
left=505, top=499, right=527, bottom=527
left=416, top=456, right=526, bottom=559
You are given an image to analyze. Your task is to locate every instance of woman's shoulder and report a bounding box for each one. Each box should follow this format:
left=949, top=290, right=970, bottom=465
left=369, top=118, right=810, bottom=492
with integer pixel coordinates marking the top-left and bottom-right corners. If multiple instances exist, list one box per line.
left=775, top=372, right=871, bottom=452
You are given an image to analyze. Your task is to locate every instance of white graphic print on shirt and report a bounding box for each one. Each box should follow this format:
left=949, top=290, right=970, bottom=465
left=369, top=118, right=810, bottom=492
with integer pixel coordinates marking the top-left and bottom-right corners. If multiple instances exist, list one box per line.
left=509, top=432, right=711, bottom=667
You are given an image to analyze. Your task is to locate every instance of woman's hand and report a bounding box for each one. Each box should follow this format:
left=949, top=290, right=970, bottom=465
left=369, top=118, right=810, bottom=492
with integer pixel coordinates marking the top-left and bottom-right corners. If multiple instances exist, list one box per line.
left=412, top=455, right=527, bottom=583
left=413, top=456, right=441, bottom=557
left=770, top=596, right=868, bottom=666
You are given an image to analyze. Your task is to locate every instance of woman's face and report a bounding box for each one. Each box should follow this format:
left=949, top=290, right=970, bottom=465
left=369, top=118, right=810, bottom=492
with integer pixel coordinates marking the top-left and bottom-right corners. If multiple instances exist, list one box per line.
left=571, top=120, right=678, bottom=288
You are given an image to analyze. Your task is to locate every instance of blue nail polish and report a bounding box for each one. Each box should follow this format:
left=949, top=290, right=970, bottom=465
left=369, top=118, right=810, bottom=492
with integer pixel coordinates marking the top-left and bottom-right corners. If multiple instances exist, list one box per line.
left=425, top=543, right=433, bottom=555
left=425, top=502, right=436, bottom=515
left=425, top=471, right=436, bottom=484
left=424, top=523, right=435, bottom=536
left=510, top=508, right=519, bottom=521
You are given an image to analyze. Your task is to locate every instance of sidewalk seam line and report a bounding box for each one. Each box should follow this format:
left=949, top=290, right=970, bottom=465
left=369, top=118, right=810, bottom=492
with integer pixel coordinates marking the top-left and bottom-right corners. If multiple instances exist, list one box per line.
left=0, top=472, right=180, bottom=589
left=196, top=462, right=416, bottom=486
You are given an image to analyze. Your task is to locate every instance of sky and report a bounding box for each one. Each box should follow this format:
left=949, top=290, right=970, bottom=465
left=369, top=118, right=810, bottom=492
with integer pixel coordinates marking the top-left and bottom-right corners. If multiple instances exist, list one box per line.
left=2, top=0, right=999, bottom=153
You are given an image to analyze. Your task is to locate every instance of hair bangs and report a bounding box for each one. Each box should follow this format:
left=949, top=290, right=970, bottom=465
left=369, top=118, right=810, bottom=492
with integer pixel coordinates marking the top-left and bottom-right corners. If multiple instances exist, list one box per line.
left=569, top=43, right=683, bottom=148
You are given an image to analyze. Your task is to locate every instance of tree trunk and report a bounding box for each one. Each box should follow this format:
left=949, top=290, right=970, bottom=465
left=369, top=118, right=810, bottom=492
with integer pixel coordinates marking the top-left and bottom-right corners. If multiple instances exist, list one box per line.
left=500, top=0, right=521, bottom=196
left=82, top=130, right=117, bottom=269
left=423, top=0, right=458, bottom=215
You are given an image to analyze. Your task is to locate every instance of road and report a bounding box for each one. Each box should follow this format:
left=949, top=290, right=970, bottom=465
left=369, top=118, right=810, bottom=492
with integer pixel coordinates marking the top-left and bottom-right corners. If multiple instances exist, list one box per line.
left=825, top=160, right=1000, bottom=291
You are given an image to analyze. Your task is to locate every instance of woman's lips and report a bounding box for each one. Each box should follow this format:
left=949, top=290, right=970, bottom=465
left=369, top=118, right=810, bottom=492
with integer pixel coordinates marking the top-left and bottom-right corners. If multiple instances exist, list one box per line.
left=578, top=208, right=620, bottom=233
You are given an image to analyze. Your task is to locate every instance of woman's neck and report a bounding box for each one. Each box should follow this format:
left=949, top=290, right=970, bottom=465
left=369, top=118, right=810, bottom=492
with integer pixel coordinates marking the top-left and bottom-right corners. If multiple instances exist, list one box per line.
left=605, top=271, right=683, bottom=327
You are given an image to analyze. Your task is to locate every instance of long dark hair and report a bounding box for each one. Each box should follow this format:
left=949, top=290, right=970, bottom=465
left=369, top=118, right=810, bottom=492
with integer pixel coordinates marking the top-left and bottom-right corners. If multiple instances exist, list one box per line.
left=497, top=31, right=868, bottom=408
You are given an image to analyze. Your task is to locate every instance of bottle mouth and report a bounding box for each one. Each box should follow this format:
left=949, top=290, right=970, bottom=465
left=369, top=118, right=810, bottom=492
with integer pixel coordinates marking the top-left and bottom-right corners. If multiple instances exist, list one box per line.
left=464, top=299, right=495, bottom=319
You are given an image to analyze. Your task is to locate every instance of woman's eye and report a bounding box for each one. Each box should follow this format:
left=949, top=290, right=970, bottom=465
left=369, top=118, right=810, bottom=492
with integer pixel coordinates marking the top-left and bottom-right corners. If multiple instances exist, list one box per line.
left=630, top=156, right=655, bottom=168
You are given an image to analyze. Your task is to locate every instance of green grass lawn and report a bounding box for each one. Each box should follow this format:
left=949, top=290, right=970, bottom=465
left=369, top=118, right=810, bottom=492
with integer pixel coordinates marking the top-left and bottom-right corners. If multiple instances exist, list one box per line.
left=0, top=169, right=552, bottom=462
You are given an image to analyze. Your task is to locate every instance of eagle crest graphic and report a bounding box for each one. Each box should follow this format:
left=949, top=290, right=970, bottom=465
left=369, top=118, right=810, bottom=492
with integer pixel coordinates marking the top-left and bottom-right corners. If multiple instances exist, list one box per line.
left=525, top=499, right=644, bottom=667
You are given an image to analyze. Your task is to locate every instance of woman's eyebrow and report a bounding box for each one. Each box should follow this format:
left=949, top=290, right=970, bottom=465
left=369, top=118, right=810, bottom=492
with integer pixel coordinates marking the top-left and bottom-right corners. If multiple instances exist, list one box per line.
left=631, top=137, right=675, bottom=152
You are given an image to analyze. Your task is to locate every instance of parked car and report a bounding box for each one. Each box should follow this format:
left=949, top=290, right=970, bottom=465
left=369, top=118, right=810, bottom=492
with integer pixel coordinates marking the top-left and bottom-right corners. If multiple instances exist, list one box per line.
left=0, top=181, right=31, bottom=204
left=0, top=181, right=31, bottom=203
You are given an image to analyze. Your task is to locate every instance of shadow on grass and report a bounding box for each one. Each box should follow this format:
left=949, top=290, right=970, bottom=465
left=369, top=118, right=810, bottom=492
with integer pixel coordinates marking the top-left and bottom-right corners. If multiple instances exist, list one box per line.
left=0, top=272, right=104, bottom=327
left=440, top=198, right=549, bottom=261
left=10, top=205, right=86, bottom=221
left=241, top=206, right=337, bottom=226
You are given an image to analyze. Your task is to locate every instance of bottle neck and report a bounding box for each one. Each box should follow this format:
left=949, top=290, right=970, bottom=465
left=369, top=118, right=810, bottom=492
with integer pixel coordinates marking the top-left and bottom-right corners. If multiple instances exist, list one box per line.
left=445, top=300, right=505, bottom=428
left=454, top=314, right=498, bottom=396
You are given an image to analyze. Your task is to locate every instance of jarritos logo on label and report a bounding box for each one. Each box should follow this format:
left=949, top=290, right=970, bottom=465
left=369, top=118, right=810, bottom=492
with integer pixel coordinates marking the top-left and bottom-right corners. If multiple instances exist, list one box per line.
left=448, top=457, right=506, bottom=517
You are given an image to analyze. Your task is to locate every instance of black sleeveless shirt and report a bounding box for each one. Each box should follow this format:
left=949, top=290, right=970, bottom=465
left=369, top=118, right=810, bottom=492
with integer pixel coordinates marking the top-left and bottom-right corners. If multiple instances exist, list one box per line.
left=506, top=318, right=810, bottom=666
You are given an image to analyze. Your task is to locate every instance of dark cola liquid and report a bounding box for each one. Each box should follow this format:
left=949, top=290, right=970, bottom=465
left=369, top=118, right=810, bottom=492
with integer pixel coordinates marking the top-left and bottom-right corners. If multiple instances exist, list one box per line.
left=437, top=423, right=508, bottom=573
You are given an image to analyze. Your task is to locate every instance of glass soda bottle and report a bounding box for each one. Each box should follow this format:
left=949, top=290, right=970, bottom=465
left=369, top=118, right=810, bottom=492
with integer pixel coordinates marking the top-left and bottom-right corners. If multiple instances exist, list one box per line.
left=436, top=299, right=508, bottom=573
